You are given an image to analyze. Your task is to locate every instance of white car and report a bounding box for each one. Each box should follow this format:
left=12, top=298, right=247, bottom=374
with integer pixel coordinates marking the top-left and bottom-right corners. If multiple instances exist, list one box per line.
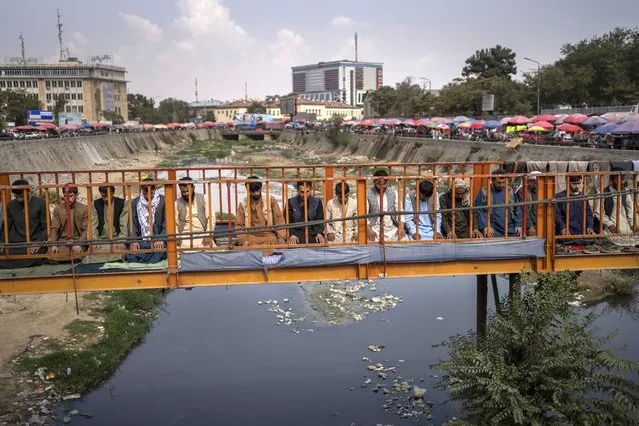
left=23, top=132, right=40, bottom=140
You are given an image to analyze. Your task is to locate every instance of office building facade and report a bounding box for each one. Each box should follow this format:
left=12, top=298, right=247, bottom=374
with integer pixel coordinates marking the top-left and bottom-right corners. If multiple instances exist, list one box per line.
left=0, top=59, right=128, bottom=122
left=291, top=60, right=383, bottom=107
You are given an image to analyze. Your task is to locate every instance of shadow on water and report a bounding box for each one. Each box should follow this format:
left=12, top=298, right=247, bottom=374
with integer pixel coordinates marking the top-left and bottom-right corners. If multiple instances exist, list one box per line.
left=63, top=276, right=638, bottom=426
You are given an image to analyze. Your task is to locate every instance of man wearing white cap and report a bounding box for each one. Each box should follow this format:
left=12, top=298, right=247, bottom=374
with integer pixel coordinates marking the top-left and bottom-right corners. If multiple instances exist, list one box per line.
left=516, top=171, right=541, bottom=237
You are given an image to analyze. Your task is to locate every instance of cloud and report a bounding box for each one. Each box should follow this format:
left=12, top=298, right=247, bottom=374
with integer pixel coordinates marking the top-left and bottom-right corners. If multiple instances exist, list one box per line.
left=118, top=12, right=162, bottom=42
left=66, top=32, right=89, bottom=56
left=174, top=0, right=250, bottom=43
left=72, top=32, right=88, bottom=46
left=268, top=29, right=309, bottom=67
left=330, top=16, right=355, bottom=29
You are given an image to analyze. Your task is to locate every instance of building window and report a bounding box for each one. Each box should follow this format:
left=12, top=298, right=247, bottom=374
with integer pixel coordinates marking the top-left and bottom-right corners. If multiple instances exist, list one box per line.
left=71, top=93, right=76, bottom=100
left=70, top=80, right=76, bottom=88
left=78, top=106, right=84, bottom=113
left=0, top=81, right=5, bottom=88
left=65, top=106, right=71, bottom=113
left=52, top=81, right=57, bottom=88
left=45, top=80, right=51, bottom=90
left=77, top=80, right=82, bottom=87
left=72, top=106, right=78, bottom=112
left=26, top=81, right=31, bottom=88
left=46, top=93, right=52, bottom=101
left=78, top=93, right=83, bottom=100
left=33, top=80, right=38, bottom=87
left=64, top=80, right=70, bottom=89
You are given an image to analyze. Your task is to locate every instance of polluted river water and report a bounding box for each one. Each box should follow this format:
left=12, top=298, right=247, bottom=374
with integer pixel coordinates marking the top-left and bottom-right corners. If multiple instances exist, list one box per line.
left=62, top=276, right=638, bottom=426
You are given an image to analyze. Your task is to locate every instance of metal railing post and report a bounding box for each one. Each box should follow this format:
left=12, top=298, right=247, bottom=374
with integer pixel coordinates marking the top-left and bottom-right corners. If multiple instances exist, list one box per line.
left=164, top=170, right=179, bottom=287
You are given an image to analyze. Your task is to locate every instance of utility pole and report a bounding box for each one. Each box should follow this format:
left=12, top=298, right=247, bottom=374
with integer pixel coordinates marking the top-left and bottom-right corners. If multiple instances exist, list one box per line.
left=19, top=32, right=25, bottom=64
left=194, top=77, right=199, bottom=103
left=244, top=81, right=248, bottom=101
left=524, top=57, right=541, bottom=115
left=354, top=33, right=358, bottom=62
left=57, top=9, right=66, bottom=61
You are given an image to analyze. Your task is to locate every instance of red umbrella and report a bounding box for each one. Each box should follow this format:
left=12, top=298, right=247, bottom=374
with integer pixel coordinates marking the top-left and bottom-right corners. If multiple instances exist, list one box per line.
left=60, top=124, right=81, bottom=131
left=37, top=122, right=57, bottom=129
left=33, top=125, right=48, bottom=131
left=532, top=115, right=557, bottom=123
left=557, top=123, right=582, bottom=133
left=470, top=123, right=483, bottom=129
left=225, top=122, right=234, bottom=127
left=166, top=122, right=180, bottom=129
left=202, top=121, right=214, bottom=127
left=564, top=114, right=588, bottom=125
left=15, top=125, right=35, bottom=131
left=93, top=123, right=108, bottom=128
left=142, top=124, right=154, bottom=130
left=532, top=120, right=554, bottom=130
left=508, top=116, right=531, bottom=125
left=359, top=119, right=375, bottom=126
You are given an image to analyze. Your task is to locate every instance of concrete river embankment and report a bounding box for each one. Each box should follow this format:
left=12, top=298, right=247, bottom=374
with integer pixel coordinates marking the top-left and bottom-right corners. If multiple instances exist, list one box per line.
left=279, top=131, right=638, bottom=163
left=2, top=129, right=636, bottom=173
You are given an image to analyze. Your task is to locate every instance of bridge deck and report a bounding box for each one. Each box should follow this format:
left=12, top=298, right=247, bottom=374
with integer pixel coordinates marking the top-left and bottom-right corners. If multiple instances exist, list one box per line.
left=1, top=161, right=638, bottom=295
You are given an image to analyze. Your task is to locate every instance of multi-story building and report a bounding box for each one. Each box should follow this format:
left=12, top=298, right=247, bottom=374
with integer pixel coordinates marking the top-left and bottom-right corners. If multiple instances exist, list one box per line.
left=291, top=60, right=383, bottom=107
left=297, top=99, right=362, bottom=121
left=0, top=58, right=128, bottom=123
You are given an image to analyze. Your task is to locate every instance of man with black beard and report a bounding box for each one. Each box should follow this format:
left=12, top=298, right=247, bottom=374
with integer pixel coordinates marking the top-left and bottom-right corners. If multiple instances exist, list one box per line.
left=236, top=176, right=286, bottom=246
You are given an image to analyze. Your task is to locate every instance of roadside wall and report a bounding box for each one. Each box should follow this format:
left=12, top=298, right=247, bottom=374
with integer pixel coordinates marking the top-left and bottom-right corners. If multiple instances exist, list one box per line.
left=279, top=131, right=639, bottom=163
left=0, top=130, right=220, bottom=172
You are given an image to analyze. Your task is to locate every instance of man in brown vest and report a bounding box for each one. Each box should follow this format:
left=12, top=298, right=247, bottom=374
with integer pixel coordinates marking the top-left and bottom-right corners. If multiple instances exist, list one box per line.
left=176, top=177, right=215, bottom=249
left=236, top=176, right=286, bottom=246
left=49, top=185, right=88, bottom=261
left=84, top=185, right=128, bottom=264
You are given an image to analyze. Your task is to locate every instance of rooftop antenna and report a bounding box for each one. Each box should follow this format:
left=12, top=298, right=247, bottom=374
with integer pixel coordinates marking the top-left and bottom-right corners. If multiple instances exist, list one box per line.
left=57, top=9, right=67, bottom=61
left=195, top=77, right=199, bottom=102
left=244, top=81, right=248, bottom=101
left=354, top=32, right=358, bottom=62
left=19, top=32, right=26, bottom=64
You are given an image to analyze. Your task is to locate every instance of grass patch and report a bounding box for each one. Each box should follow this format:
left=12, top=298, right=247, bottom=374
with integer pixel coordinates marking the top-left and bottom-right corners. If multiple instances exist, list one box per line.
left=64, top=319, right=100, bottom=337
left=16, top=289, right=165, bottom=394
left=158, top=138, right=274, bottom=167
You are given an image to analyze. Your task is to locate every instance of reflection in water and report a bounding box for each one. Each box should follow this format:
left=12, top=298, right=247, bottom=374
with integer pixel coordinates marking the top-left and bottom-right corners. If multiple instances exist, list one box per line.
left=68, top=277, right=638, bottom=426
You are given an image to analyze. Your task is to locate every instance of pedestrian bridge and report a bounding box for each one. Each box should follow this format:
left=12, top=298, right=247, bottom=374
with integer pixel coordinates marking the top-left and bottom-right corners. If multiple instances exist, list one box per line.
left=0, top=161, right=638, bottom=295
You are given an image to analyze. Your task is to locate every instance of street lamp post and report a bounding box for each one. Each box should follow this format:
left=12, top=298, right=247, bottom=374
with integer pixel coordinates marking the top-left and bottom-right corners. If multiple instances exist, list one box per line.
left=524, top=57, right=541, bottom=115
left=151, top=95, right=163, bottom=124
left=419, top=77, right=432, bottom=94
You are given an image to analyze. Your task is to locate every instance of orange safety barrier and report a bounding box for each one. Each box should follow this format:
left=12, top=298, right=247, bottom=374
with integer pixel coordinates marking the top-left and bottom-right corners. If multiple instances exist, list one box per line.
left=0, top=163, right=638, bottom=295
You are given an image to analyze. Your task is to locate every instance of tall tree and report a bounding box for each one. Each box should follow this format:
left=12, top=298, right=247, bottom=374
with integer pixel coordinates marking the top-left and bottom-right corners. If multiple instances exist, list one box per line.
left=101, top=110, right=125, bottom=124
left=524, top=27, right=639, bottom=107
left=462, top=45, right=517, bottom=80
left=156, top=98, right=190, bottom=123
left=127, top=93, right=156, bottom=124
left=0, top=90, right=42, bottom=128
left=369, top=85, right=398, bottom=117
left=247, top=102, right=266, bottom=114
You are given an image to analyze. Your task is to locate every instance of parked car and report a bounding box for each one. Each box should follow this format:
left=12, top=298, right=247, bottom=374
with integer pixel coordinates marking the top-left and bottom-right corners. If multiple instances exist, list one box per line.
left=0, top=132, right=13, bottom=140
left=23, top=132, right=40, bottom=140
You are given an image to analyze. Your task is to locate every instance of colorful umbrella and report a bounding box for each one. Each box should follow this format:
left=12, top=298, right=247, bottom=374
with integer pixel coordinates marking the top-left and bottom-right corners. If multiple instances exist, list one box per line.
left=531, top=115, right=558, bottom=123
left=509, top=115, right=531, bottom=125
left=458, top=122, right=472, bottom=128
left=359, top=119, right=375, bottom=126
left=530, top=120, right=554, bottom=130
left=528, top=126, right=548, bottom=132
left=14, top=125, right=35, bottom=131
left=581, top=116, right=608, bottom=127
left=594, top=123, right=617, bottom=135
left=453, top=115, right=469, bottom=123
left=500, top=117, right=512, bottom=125
left=612, top=119, right=639, bottom=135
left=436, top=123, right=449, bottom=130
left=557, top=123, right=582, bottom=133
left=554, top=114, right=569, bottom=124
left=142, top=124, right=154, bottom=130
left=470, top=123, right=484, bottom=129
left=484, top=120, right=502, bottom=129
left=564, top=113, right=588, bottom=125
left=401, top=119, right=417, bottom=126
left=37, top=122, right=57, bottom=129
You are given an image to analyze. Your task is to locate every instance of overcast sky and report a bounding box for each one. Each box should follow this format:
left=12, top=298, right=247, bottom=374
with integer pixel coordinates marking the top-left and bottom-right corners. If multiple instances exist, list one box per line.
left=2, top=0, right=637, bottom=102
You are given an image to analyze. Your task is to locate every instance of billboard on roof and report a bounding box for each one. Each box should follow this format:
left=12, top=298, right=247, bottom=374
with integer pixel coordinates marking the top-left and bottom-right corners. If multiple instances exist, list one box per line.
left=280, top=97, right=296, bottom=115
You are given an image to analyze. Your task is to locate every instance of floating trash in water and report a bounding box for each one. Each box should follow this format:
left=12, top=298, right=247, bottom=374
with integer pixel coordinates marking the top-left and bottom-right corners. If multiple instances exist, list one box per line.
left=282, top=298, right=290, bottom=303
left=368, top=345, right=384, bottom=352
left=436, top=316, right=444, bottom=321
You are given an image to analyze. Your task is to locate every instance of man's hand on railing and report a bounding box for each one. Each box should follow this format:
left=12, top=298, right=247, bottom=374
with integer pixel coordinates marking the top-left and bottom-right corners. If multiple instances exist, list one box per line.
left=49, top=246, right=59, bottom=255
left=434, top=232, right=444, bottom=240
left=528, top=227, right=536, bottom=237
left=560, top=228, right=568, bottom=236
left=288, top=235, right=300, bottom=245
left=30, top=246, right=41, bottom=254
left=473, top=230, right=484, bottom=239
left=483, top=227, right=495, bottom=238
left=152, top=241, right=165, bottom=250
left=515, top=227, right=523, bottom=237
left=315, top=234, right=326, bottom=244
left=367, top=227, right=377, bottom=242
left=71, top=245, right=82, bottom=255
left=130, top=242, right=140, bottom=251
left=202, top=238, right=212, bottom=247
left=397, top=227, right=405, bottom=240
left=586, top=228, right=595, bottom=235
left=445, top=232, right=454, bottom=239
left=326, top=232, right=335, bottom=242
left=113, top=243, right=126, bottom=251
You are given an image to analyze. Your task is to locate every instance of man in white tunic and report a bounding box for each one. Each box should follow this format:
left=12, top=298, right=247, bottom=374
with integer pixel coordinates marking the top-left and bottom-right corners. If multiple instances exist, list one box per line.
left=597, top=167, right=638, bottom=248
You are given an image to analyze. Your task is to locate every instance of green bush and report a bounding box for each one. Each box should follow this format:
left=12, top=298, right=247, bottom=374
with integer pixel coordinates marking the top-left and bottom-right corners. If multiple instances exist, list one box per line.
left=432, top=272, right=639, bottom=425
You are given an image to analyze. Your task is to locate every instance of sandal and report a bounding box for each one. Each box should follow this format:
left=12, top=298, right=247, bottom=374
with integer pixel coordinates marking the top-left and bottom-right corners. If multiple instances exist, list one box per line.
left=583, top=245, right=601, bottom=254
